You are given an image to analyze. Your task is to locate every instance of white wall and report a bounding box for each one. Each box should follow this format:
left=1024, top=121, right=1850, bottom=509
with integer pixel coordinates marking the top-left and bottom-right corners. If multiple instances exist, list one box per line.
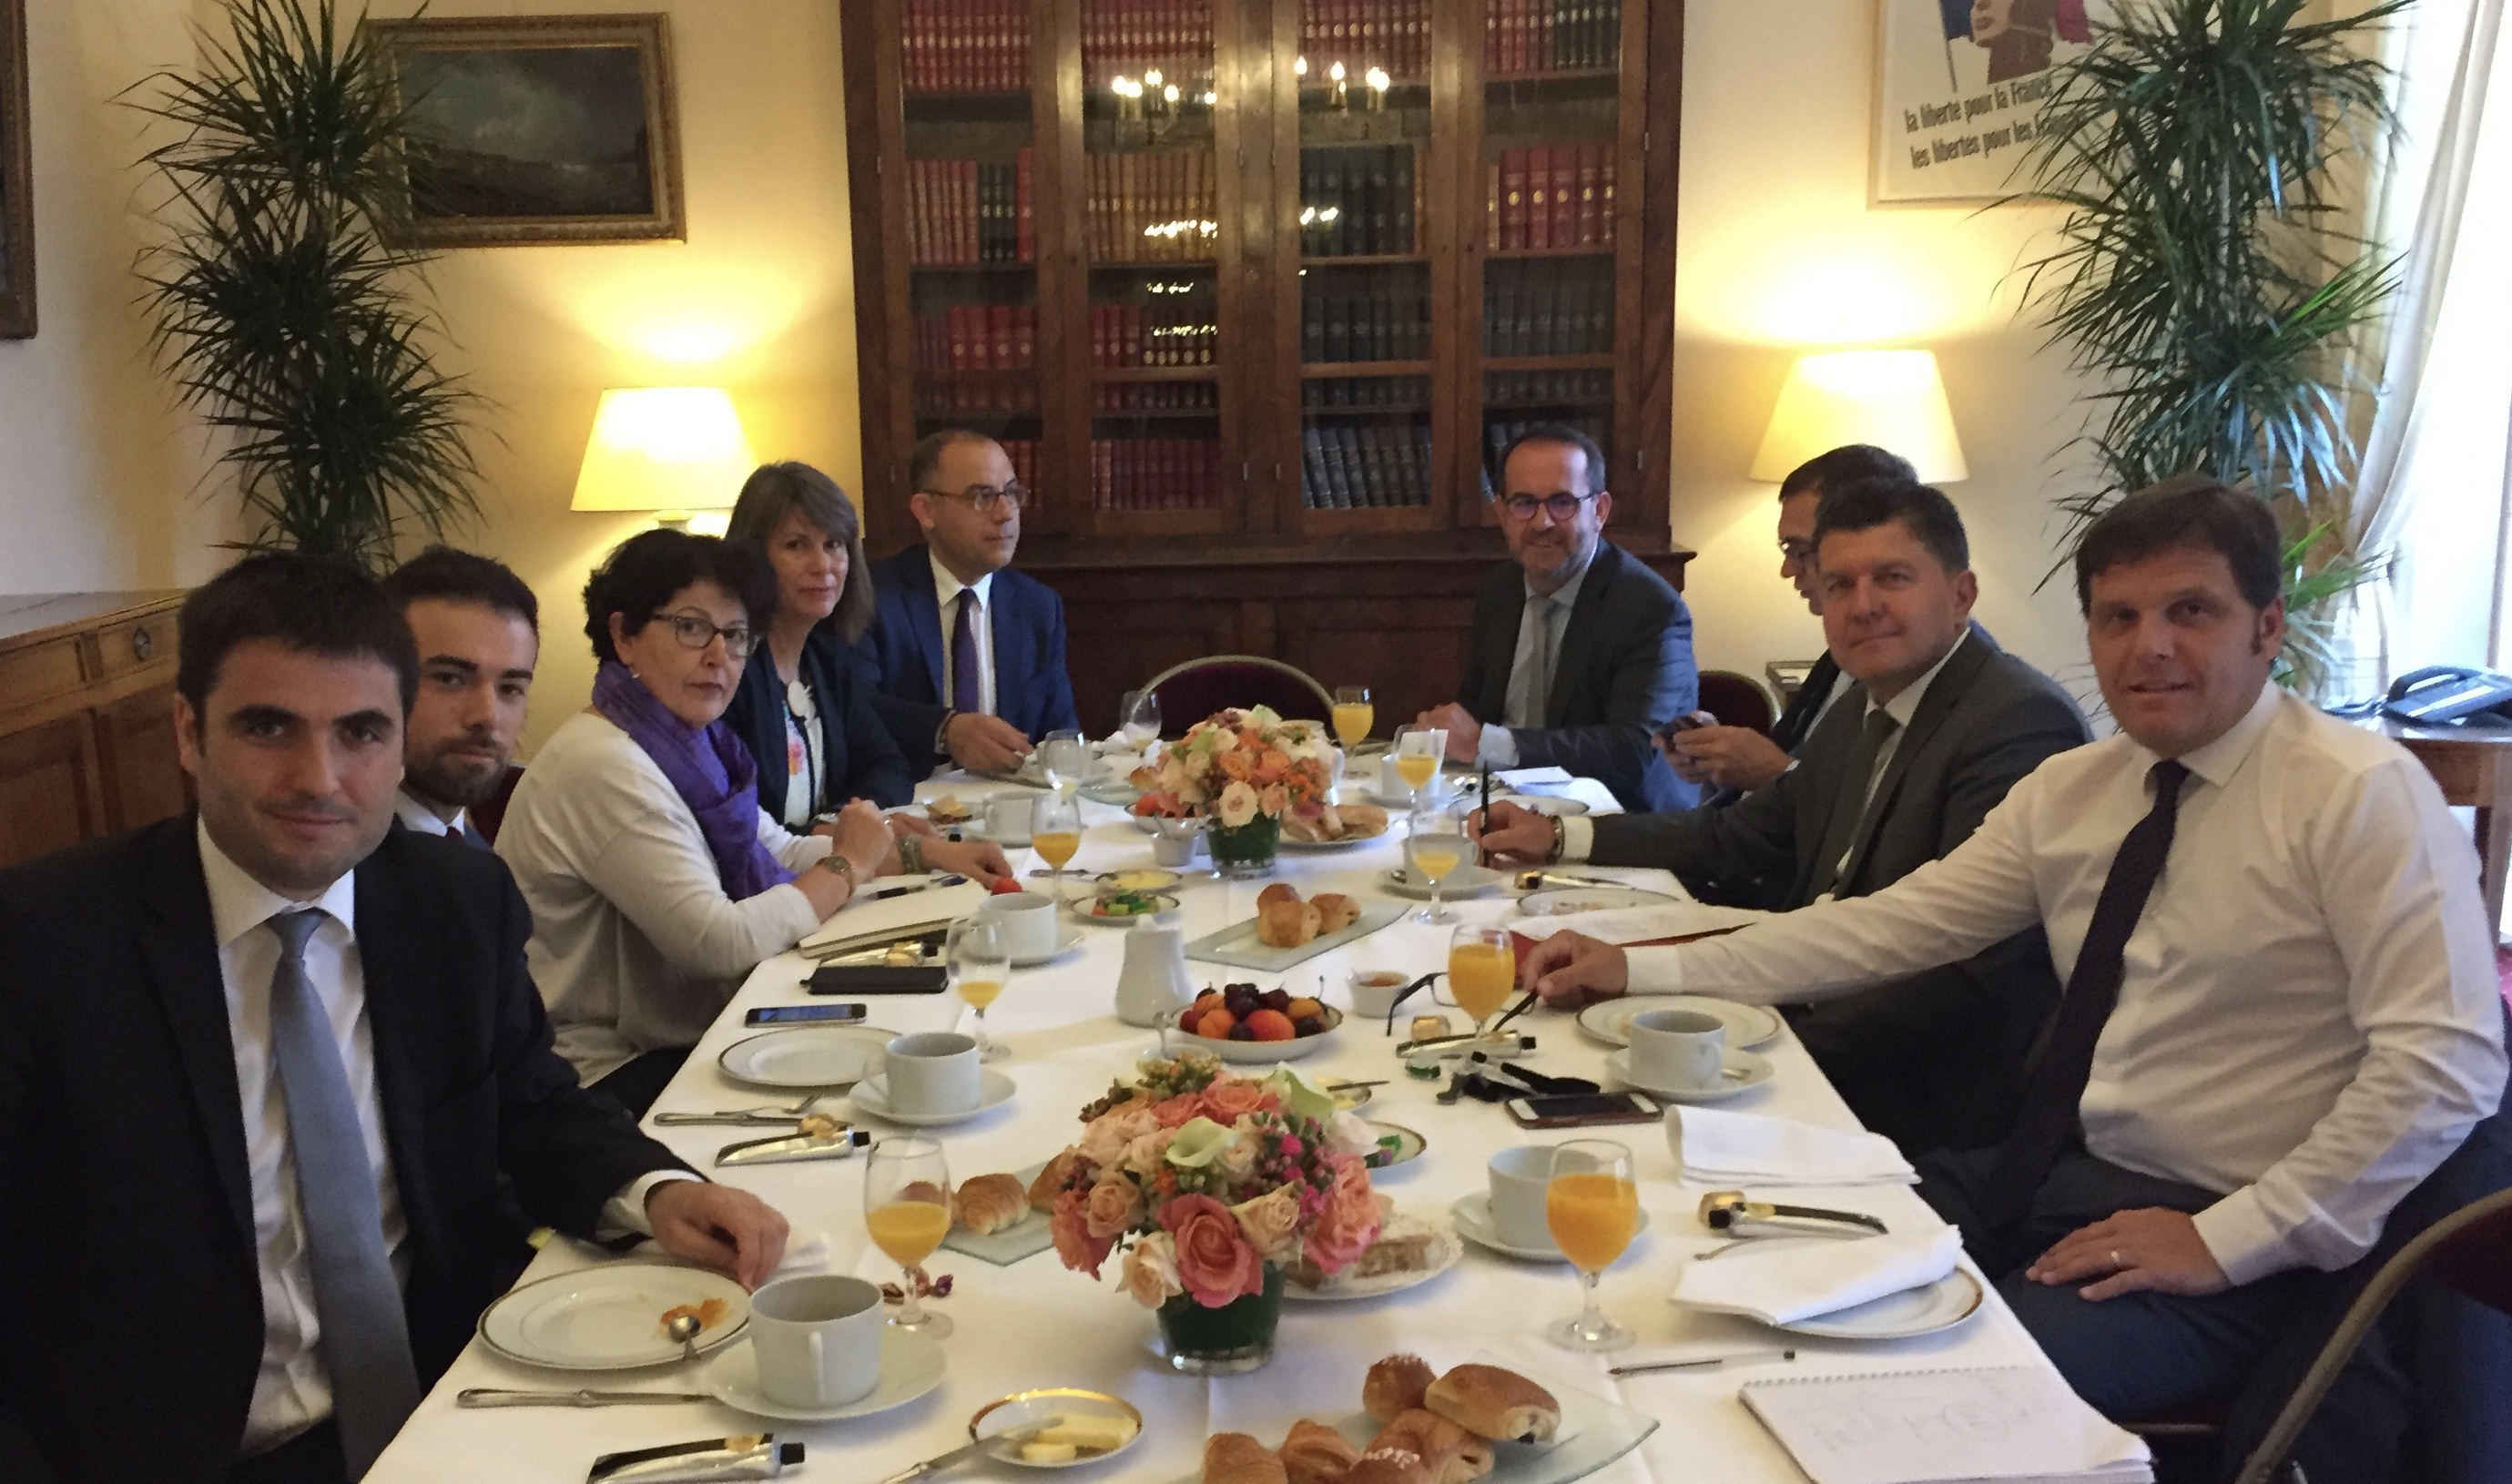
left=0, top=0, right=2102, bottom=734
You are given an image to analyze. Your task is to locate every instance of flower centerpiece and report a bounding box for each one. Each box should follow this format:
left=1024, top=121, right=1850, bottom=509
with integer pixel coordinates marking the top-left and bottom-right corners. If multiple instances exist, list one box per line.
left=1127, top=706, right=1335, bottom=877
left=1045, top=1052, right=1384, bottom=1373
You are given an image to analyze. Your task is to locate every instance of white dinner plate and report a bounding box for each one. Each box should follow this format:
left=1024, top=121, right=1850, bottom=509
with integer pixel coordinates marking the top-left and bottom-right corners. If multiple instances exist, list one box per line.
left=716, top=1027, right=889, bottom=1090
left=1606, top=1048, right=1775, bottom=1103
left=1283, top=1221, right=1462, bottom=1301
left=1450, top=1194, right=1651, bottom=1264
left=702, top=1328, right=948, bottom=1421
left=1278, top=825, right=1391, bottom=852
left=1361, top=1121, right=1427, bottom=1171
left=1520, top=886, right=1680, bottom=915
left=1378, top=863, right=1506, bottom=900
left=1079, top=780, right=1144, bottom=808
left=1576, top=995, right=1784, bottom=1051
left=477, top=1265, right=750, bottom=1371
left=850, top=1069, right=1018, bottom=1126
left=1010, top=928, right=1086, bottom=968
left=1775, top=1267, right=1988, bottom=1340
left=970, top=1387, right=1146, bottom=1468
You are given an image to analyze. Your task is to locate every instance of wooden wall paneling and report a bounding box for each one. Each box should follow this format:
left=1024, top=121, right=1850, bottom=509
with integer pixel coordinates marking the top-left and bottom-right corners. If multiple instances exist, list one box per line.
left=97, top=684, right=188, bottom=832
left=1631, top=0, right=1681, bottom=535
left=842, top=1, right=915, bottom=548
left=1425, top=0, right=1469, bottom=531
left=1061, top=594, right=1243, bottom=733
left=0, top=716, right=107, bottom=868
left=1209, top=0, right=1260, bottom=538
left=1450, top=0, right=1494, bottom=531
left=1040, top=0, right=1091, bottom=538
left=1276, top=595, right=1481, bottom=733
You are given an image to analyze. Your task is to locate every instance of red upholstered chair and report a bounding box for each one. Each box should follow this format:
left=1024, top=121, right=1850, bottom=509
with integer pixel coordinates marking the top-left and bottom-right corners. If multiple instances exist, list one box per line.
left=468, top=763, right=525, bottom=846
left=1143, top=656, right=1334, bottom=736
left=1696, top=669, right=1777, bottom=735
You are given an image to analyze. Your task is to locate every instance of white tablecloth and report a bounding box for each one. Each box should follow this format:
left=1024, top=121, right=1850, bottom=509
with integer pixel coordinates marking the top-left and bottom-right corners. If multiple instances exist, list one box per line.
left=369, top=774, right=2060, bottom=1484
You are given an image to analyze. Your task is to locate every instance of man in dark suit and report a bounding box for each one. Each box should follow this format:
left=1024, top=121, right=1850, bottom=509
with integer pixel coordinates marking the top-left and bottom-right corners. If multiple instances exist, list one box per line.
left=379, top=546, right=540, bottom=845
left=1416, top=424, right=1699, bottom=813
left=852, top=429, right=1082, bottom=778
left=0, top=554, right=788, bottom=1484
left=1479, top=481, right=2090, bottom=1152
left=1667, top=444, right=1917, bottom=799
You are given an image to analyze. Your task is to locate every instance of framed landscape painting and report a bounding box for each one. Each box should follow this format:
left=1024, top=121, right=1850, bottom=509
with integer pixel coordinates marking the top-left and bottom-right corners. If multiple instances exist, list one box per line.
left=2, top=0, right=35, bottom=337
left=369, top=13, right=685, bottom=247
left=1871, top=0, right=2106, bottom=206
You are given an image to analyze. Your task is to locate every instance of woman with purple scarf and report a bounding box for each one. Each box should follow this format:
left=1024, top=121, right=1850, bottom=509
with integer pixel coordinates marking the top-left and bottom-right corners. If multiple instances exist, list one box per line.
left=497, top=530, right=1011, bottom=1114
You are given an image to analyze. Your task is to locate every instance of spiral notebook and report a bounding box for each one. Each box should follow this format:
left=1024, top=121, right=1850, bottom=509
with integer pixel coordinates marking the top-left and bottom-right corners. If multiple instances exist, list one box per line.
left=1738, top=1366, right=2151, bottom=1484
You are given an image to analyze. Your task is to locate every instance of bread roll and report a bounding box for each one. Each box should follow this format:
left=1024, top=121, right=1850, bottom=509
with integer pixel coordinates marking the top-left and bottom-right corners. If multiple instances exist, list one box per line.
left=1203, top=1432, right=1287, bottom=1484
left=1337, top=803, right=1388, bottom=835
left=1257, top=882, right=1303, bottom=910
left=1363, top=1354, right=1438, bottom=1423
left=1028, top=1151, right=1075, bottom=1212
left=1312, top=893, right=1360, bottom=934
left=1258, top=899, right=1319, bottom=948
left=954, top=1173, right=1029, bottom=1235
left=1344, top=1451, right=1432, bottom=1484
left=1365, top=1411, right=1491, bottom=1484
left=898, top=1181, right=953, bottom=1220
left=1423, top=1364, right=1560, bottom=1444
left=1278, top=1418, right=1361, bottom=1484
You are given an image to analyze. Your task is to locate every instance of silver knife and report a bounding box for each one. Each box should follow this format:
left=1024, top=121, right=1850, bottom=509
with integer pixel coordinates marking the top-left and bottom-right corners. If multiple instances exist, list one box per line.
left=717, top=1127, right=870, bottom=1167
left=457, top=1387, right=715, bottom=1408
left=877, top=1418, right=1062, bottom=1483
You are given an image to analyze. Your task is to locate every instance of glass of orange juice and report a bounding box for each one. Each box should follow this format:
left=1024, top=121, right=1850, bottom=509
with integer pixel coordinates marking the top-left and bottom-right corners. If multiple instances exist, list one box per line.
left=1332, top=685, right=1374, bottom=749
left=1407, top=802, right=1472, bottom=924
left=1032, top=794, right=1083, bottom=905
left=864, top=1136, right=955, bottom=1337
left=1391, top=725, right=1446, bottom=806
left=947, top=915, right=1012, bottom=1062
left=1544, top=1140, right=1639, bottom=1351
left=1447, top=924, right=1516, bottom=1044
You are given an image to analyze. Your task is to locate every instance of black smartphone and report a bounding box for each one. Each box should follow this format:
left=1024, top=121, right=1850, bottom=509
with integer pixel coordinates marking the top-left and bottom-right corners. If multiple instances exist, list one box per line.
left=1656, top=712, right=1712, bottom=744
left=803, top=964, right=950, bottom=995
left=1504, top=1091, right=1662, bottom=1129
left=746, top=1002, right=869, bottom=1026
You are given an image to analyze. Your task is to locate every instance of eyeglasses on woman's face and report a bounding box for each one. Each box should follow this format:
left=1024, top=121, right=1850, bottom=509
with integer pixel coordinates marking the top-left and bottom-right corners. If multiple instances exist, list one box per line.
left=652, top=610, right=758, bottom=657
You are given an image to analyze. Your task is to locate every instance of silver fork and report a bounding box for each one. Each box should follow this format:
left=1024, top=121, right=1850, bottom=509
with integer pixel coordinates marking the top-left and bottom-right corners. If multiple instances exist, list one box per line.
left=652, top=1097, right=829, bottom=1126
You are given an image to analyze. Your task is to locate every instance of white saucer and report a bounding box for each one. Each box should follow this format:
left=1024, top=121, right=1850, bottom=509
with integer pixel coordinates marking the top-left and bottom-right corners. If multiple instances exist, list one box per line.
left=961, top=822, right=1032, bottom=848
left=850, top=1069, right=1018, bottom=1125
left=717, top=1027, right=887, bottom=1089
left=1775, top=1268, right=1987, bottom=1340
left=702, top=1328, right=947, bottom=1421
left=1378, top=863, right=1505, bottom=900
left=1510, top=795, right=1592, bottom=817
left=1606, top=1049, right=1775, bottom=1103
left=1010, top=928, right=1085, bottom=967
left=1450, top=1194, right=1651, bottom=1264
left=1576, top=995, right=1785, bottom=1051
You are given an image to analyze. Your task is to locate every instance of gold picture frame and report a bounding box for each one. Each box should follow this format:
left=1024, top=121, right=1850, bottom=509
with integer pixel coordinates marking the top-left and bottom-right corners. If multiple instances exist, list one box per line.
left=368, top=13, right=685, bottom=248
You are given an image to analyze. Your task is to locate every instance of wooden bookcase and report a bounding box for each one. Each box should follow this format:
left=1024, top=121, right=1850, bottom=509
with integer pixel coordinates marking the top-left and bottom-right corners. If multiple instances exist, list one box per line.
left=841, top=0, right=1687, bottom=731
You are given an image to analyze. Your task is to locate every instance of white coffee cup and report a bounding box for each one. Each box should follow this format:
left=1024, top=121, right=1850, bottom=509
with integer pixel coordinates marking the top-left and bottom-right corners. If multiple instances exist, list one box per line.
left=884, top=1031, right=981, bottom=1116
left=1347, top=968, right=1413, bottom=1021
left=978, top=892, right=1058, bottom=960
left=1628, top=1008, right=1726, bottom=1093
left=1486, top=1143, right=1568, bottom=1252
left=747, top=1274, right=885, bottom=1408
left=982, top=795, right=1033, bottom=844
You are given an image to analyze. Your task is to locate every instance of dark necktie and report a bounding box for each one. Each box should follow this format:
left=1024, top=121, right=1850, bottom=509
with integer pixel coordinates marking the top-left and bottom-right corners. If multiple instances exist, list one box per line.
left=950, top=589, right=982, bottom=715
left=264, top=910, right=420, bottom=1477
left=1803, top=709, right=1901, bottom=902
left=449, top=821, right=489, bottom=850
left=1978, top=758, right=2192, bottom=1226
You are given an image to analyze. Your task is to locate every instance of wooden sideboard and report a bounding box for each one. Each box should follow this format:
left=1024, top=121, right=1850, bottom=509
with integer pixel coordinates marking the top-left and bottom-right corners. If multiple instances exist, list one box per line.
left=0, top=591, right=190, bottom=869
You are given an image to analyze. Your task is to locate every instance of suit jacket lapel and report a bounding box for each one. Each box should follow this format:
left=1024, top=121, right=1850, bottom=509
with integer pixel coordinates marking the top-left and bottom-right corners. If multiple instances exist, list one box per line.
left=137, top=820, right=257, bottom=1250
left=1545, top=543, right=1618, bottom=727
left=900, top=551, right=948, bottom=700
left=353, top=839, right=447, bottom=1262
left=1835, top=633, right=1996, bottom=892
left=1476, top=579, right=1525, bottom=722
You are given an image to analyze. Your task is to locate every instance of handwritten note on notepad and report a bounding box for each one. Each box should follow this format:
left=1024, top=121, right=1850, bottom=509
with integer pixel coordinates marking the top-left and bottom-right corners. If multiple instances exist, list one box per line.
left=1739, top=1367, right=2151, bottom=1484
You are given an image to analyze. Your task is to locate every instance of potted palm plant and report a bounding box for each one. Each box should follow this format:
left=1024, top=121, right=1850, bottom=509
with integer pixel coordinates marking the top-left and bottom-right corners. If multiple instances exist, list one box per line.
left=133, top=0, right=478, bottom=572
left=2008, top=0, right=2407, bottom=688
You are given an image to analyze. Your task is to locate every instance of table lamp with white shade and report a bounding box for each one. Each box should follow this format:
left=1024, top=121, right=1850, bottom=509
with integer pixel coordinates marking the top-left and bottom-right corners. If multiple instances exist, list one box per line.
left=1749, top=350, right=1968, bottom=484
left=569, top=386, right=758, bottom=528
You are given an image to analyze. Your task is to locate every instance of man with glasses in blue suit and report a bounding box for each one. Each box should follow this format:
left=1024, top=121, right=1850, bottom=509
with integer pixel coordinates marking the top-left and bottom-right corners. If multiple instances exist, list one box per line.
left=854, top=430, right=1083, bottom=779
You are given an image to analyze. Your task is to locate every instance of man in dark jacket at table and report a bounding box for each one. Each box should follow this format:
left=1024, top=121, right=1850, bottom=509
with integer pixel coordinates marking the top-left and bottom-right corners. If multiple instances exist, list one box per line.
left=1414, top=423, right=1700, bottom=813
left=0, top=554, right=788, bottom=1484
left=853, top=429, right=1082, bottom=778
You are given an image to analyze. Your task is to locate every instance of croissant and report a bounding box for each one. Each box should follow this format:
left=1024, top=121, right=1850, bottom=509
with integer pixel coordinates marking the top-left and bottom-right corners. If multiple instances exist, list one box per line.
left=1423, top=1363, right=1559, bottom=1443
left=1278, top=1418, right=1360, bottom=1484
left=1363, top=1354, right=1437, bottom=1423
left=1365, top=1410, right=1491, bottom=1484
left=1312, top=893, right=1361, bottom=934
left=1028, top=1151, right=1076, bottom=1212
left=954, top=1173, right=1029, bottom=1235
left=1343, top=1450, right=1433, bottom=1484
left=1203, top=1432, right=1287, bottom=1484
left=1337, top=803, right=1388, bottom=835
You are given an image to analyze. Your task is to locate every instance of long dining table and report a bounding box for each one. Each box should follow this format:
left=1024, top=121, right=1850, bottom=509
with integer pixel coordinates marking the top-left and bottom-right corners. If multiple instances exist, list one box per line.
left=370, top=766, right=2080, bottom=1484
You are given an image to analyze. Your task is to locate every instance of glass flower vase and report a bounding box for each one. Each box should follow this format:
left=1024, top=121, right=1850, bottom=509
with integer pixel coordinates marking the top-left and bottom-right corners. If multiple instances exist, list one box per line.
left=1155, top=1264, right=1285, bottom=1375
left=1204, top=814, right=1280, bottom=879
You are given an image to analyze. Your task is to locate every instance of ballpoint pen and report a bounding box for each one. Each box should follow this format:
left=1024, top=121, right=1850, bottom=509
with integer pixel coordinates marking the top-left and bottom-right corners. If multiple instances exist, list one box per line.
left=1607, top=1349, right=1796, bottom=1377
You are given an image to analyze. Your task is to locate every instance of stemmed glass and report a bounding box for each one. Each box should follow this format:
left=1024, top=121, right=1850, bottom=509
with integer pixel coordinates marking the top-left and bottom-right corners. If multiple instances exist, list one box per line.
left=1039, top=728, right=1091, bottom=798
left=1032, top=793, right=1083, bottom=907
left=946, top=915, right=1012, bottom=1062
left=1332, top=686, right=1374, bottom=750
left=1120, top=690, right=1163, bottom=752
left=1544, top=1140, right=1639, bottom=1351
left=1447, top=924, right=1515, bottom=1047
left=1390, top=725, right=1446, bottom=806
left=1405, top=801, right=1471, bottom=924
left=863, top=1136, right=956, bottom=1338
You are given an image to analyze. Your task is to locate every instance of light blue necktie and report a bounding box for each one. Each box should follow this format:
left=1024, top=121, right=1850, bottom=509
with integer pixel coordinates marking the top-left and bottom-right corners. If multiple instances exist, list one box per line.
left=266, top=910, right=420, bottom=1478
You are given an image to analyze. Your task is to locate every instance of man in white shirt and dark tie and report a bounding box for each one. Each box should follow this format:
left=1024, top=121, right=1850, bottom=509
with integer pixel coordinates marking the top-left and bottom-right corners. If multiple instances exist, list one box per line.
left=1523, top=478, right=2507, bottom=1464
left=0, top=554, right=789, bottom=1484
left=380, top=547, right=541, bottom=847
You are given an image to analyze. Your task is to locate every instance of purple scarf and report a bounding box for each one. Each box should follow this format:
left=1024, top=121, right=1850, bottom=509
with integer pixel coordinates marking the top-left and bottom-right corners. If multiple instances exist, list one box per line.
left=592, top=660, right=793, bottom=900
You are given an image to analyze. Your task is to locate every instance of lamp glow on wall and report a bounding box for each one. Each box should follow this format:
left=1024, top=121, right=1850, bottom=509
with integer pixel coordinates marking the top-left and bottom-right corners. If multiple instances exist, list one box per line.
left=1749, top=350, right=1968, bottom=484
left=570, top=387, right=758, bottom=528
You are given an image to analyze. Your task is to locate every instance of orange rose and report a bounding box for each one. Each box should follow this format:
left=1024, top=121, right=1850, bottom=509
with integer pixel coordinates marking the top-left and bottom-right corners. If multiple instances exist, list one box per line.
left=1197, top=1077, right=1268, bottom=1123
left=1164, top=1194, right=1266, bottom=1307
left=1302, top=1152, right=1381, bottom=1274
left=1083, top=1174, right=1145, bottom=1241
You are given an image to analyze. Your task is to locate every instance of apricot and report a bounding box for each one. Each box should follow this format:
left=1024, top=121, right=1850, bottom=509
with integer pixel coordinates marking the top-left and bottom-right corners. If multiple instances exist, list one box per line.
left=1195, top=1009, right=1236, bottom=1040
left=1246, top=1009, right=1297, bottom=1042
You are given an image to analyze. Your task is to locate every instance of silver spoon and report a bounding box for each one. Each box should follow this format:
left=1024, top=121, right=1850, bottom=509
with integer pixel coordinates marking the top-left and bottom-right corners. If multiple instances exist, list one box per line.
left=666, top=1312, right=700, bottom=1363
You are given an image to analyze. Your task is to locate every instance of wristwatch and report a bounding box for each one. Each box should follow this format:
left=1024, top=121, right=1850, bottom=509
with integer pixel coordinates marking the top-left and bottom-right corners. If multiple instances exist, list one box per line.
left=820, top=853, right=860, bottom=889
left=1547, top=816, right=1567, bottom=865
left=932, top=710, right=960, bottom=758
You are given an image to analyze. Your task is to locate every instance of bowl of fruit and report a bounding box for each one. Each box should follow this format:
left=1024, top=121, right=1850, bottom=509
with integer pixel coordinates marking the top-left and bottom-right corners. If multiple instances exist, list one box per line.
left=1173, top=983, right=1343, bottom=1062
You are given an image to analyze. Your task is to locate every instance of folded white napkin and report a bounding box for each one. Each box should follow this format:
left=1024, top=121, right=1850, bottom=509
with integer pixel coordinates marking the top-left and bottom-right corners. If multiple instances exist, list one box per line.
left=1497, top=766, right=1574, bottom=788
left=1511, top=902, right=1770, bottom=944
left=772, top=1226, right=829, bottom=1278
left=1669, top=1105, right=1918, bottom=1187
left=1672, top=1225, right=1962, bottom=1326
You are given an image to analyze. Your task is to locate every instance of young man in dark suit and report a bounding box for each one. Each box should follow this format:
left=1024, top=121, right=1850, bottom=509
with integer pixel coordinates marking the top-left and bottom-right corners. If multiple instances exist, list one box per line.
left=852, top=430, right=1082, bottom=778
left=0, top=555, right=788, bottom=1484
left=1479, top=481, right=2091, bottom=1153
left=1414, top=424, right=1700, bottom=813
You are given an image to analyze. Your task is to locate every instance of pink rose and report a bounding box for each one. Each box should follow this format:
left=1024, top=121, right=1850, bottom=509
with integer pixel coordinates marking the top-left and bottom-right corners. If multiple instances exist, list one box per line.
left=1121, top=1231, right=1185, bottom=1308
left=1231, top=1184, right=1304, bottom=1262
left=1302, top=1153, right=1382, bottom=1275
left=1076, top=1105, right=1157, bottom=1168
left=1083, top=1174, right=1145, bottom=1241
left=1151, top=1093, right=1205, bottom=1128
left=1199, top=1078, right=1267, bottom=1123
left=1163, top=1194, right=1266, bottom=1307
left=1122, top=1129, right=1176, bottom=1177
left=1052, top=1188, right=1114, bottom=1279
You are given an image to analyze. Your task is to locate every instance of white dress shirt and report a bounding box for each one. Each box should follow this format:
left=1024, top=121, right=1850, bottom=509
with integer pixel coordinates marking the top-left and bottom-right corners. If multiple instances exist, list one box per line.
left=931, top=554, right=999, bottom=717
left=203, top=821, right=683, bottom=1456
left=392, top=788, right=468, bottom=839
left=1480, top=550, right=1596, bottom=769
left=1622, top=683, right=2507, bottom=1286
